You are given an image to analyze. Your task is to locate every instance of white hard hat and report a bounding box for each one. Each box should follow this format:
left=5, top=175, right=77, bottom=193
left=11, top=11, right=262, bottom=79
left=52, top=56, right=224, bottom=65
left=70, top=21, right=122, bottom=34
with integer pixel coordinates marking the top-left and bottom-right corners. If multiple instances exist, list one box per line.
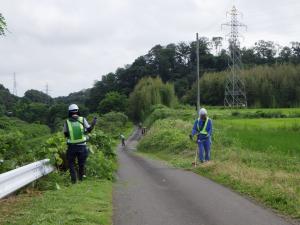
left=68, top=104, right=79, bottom=112
left=199, top=108, right=207, bottom=116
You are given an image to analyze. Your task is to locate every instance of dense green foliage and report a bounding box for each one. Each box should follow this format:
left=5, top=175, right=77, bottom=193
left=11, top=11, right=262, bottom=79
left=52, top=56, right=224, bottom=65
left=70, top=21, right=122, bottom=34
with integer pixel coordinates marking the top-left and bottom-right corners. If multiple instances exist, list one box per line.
left=0, top=110, right=131, bottom=177
left=0, top=84, right=18, bottom=115
left=1, top=39, right=300, bottom=124
left=183, top=64, right=300, bottom=107
left=0, top=13, right=6, bottom=36
left=2, top=95, right=91, bottom=132
left=0, top=117, right=51, bottom=173
left=91, top=111, right=130, bottom=137
left=138, top=106, right=300, bottom=218
left=24, top=89, right=53, bottom=104
left=33, top=130, right=117, bottom=180
left=98, top=91, right=128, bottom=114
left=55, top=89, right=90, bottom=106
left=128, top=77, right=177, bottom=121
left=0, top=85, right=91, bottom=131
left=86, top=40, right=300, bottom=110
left=0, top=111, right=131, bottom=225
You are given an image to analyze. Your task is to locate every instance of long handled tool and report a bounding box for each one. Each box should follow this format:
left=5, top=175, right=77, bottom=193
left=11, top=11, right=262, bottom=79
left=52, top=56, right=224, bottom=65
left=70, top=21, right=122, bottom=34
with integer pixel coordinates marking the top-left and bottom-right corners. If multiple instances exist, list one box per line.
left=193, top=144, right=198, bottom=167
left=190, top=135, right=198, bottom=167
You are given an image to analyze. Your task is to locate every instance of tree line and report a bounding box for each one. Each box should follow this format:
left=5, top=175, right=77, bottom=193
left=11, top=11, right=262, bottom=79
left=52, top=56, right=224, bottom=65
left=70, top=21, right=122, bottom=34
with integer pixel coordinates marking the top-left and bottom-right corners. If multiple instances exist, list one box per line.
left=183, top=64, right=300, bottom=108
left=1, top=36, right=300, bottom=126
left=87, top=38, right=300, bottom=111
left=0, top=86, right=89, bottom=131
left=2, top=9, right=300, bottom=124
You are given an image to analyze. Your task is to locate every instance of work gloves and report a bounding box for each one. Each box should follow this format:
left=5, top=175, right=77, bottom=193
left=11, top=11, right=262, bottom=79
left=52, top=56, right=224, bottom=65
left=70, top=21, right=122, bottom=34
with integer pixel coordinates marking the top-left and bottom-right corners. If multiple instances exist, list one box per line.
left=91, top=117, right=97, bottom=126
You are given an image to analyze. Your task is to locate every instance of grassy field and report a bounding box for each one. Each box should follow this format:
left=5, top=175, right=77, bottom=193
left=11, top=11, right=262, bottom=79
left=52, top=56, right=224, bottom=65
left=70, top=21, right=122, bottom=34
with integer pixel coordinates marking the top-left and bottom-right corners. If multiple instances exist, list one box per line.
left=0, top=179, right=112, bottom=225
left=138, top=106, right=300, bottom=218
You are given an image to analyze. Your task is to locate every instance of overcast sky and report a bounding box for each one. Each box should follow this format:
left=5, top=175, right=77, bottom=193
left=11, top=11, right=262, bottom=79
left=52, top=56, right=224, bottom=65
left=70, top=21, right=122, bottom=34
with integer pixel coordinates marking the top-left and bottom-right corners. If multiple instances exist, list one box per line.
left=0, top=0, right=299, bottom=97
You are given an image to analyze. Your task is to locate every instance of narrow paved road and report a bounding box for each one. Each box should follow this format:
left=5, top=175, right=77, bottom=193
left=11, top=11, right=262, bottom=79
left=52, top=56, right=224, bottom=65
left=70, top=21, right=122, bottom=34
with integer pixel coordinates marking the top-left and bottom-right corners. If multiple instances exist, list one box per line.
left=113, top=129, right=295, bottom=225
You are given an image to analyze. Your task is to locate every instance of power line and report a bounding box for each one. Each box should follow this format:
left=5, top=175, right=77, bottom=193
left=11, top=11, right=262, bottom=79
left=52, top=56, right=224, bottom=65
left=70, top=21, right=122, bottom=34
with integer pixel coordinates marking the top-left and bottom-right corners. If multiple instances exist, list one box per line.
left=222, top=5, right=247, bottom=108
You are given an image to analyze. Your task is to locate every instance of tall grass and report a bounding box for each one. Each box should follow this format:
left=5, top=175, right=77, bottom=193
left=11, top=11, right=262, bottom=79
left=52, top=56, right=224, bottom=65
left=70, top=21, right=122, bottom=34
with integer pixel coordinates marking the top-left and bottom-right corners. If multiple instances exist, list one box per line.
left=138, top=106, right=300, bottom=218
left=0, top=180, right=113, bottom=225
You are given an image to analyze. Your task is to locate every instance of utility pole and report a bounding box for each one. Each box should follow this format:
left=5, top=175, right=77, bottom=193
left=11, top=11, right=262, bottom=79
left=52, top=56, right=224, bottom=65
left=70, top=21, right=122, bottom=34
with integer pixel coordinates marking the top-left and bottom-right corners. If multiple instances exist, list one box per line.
left=196, top=33, right=200, bottom=113
left=13, top=72, right=17, bottom=96
left=222, top=6, right=247, bottom=108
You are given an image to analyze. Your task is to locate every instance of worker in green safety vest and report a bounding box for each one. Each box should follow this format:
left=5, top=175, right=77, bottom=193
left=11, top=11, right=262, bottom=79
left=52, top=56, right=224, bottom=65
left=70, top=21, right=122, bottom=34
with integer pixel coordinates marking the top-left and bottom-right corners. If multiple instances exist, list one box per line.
left=190, top=108, right=213, bottom=163
left=63, top=104, right=97, bottom=183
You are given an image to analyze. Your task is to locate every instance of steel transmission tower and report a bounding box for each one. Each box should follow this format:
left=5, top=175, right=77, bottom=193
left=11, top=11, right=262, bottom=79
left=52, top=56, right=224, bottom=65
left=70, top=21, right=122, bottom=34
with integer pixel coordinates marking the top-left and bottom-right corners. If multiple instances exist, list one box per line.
left=13, top=73, right=17, bottom=96
left=44, top=83, right=52, bottom=104
left=222, top=6, right=247, bottom=108
left=45, top=83, right=49, bottom=96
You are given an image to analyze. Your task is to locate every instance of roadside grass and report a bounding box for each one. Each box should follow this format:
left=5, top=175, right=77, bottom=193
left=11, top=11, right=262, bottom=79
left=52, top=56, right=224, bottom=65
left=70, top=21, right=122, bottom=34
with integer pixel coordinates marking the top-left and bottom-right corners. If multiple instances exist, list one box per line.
left=138, top=108, right=300, bottom=218
left=208, top=107, right=300, bottom=119
left=0, top=179, right=113, bottom=225
left=0, top=114, right=134, bottom=225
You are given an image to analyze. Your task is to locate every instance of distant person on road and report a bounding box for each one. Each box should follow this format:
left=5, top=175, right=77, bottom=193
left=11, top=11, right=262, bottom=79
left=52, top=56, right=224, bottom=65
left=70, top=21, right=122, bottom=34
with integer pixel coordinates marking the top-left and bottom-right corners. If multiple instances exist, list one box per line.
left=63, top=104, right=97, bottom=183
left=190, top=108, right=213, bottom=163
left=142, top=126, right=147, bottom=135
left=138, top=122, right=143, bottom=135
left=120, top=134, right=126, bottom=147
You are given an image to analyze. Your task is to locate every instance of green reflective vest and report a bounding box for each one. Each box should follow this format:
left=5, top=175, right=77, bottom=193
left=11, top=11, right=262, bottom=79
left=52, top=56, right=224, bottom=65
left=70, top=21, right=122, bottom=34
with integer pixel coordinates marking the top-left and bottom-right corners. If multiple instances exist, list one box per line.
left=197, top=117, right=209, bottom=135
left=66, top=117, right=87, bottom=144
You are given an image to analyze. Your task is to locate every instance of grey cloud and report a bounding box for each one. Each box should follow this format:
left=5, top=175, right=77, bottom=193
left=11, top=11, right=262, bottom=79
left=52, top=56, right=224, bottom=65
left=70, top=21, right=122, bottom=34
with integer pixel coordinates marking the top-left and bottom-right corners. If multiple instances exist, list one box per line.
left=0, top=0, right=299, bottom=96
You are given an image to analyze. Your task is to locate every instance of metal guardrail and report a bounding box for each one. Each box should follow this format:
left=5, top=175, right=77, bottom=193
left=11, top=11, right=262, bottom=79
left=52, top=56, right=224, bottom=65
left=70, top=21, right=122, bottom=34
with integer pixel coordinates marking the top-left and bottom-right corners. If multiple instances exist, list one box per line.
left=0, top=159, right=54, bottom=199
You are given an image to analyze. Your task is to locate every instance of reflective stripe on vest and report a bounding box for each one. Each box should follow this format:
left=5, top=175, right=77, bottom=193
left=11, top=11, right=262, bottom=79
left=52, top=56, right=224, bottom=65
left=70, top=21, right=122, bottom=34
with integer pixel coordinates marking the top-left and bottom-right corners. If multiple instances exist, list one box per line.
left=197, top=118, right=209, bottom=135
left=67, top=117, right=86, bottom=144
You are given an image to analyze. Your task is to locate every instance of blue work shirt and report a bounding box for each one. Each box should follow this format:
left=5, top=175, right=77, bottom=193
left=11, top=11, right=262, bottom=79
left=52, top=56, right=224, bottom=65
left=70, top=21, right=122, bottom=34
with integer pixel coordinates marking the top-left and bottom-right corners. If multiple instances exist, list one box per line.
left=191, top=118, right=213, bottom=140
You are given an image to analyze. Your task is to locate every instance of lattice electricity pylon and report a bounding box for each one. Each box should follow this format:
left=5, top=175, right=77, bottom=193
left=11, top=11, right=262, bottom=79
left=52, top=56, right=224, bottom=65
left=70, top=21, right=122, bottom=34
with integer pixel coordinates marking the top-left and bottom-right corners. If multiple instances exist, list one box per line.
left=222, top=6, right=247, bottom=108
left=13, top=73, right=17, bottom=96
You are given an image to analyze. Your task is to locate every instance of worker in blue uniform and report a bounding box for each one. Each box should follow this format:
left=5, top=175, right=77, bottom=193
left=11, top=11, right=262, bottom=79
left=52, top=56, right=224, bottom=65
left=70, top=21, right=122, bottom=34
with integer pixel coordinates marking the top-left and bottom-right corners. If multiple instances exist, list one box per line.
left=190, top=108, right=213, bottom=163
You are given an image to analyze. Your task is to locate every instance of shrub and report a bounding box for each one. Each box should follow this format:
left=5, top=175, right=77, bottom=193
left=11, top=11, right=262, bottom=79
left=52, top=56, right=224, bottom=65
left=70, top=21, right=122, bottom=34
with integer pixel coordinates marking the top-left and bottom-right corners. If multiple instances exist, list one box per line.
left=86, top=151, right=116, bottom=180
left=231, top=111, right=240, bottom=117
left=37, top=133, right=66, bottom=168
left=0, top=132, right=24, bottom=173
left=89, top=130, right=116, bottom=159
left=138, top=119, right=194, bottom=154
left=93, top=111, right=129, bottom=137
left=35, top=130, right=117, bottom=181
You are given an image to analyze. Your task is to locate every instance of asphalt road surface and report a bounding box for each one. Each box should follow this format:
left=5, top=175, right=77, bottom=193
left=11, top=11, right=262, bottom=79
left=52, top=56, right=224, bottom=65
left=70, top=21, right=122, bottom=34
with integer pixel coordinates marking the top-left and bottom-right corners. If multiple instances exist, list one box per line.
left=113, top=129, right=296, bottom=225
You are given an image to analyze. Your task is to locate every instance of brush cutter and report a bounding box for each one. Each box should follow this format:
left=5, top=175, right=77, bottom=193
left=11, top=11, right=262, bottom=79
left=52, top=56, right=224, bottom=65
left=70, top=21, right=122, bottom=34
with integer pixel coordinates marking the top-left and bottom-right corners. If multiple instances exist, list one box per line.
left=189, top=135, right=198, bottom=167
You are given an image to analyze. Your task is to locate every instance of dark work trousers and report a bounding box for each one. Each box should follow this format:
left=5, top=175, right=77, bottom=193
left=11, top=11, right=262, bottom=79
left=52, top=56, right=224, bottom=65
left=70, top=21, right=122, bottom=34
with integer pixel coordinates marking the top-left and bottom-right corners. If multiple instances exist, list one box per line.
left=67, top=144, right=88, bottom=183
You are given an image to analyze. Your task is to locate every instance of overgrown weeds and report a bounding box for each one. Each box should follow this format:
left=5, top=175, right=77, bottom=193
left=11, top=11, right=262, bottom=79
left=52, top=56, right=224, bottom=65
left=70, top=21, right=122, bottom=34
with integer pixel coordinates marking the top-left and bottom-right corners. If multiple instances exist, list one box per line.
left=138, top=106, right=300, bottom=218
